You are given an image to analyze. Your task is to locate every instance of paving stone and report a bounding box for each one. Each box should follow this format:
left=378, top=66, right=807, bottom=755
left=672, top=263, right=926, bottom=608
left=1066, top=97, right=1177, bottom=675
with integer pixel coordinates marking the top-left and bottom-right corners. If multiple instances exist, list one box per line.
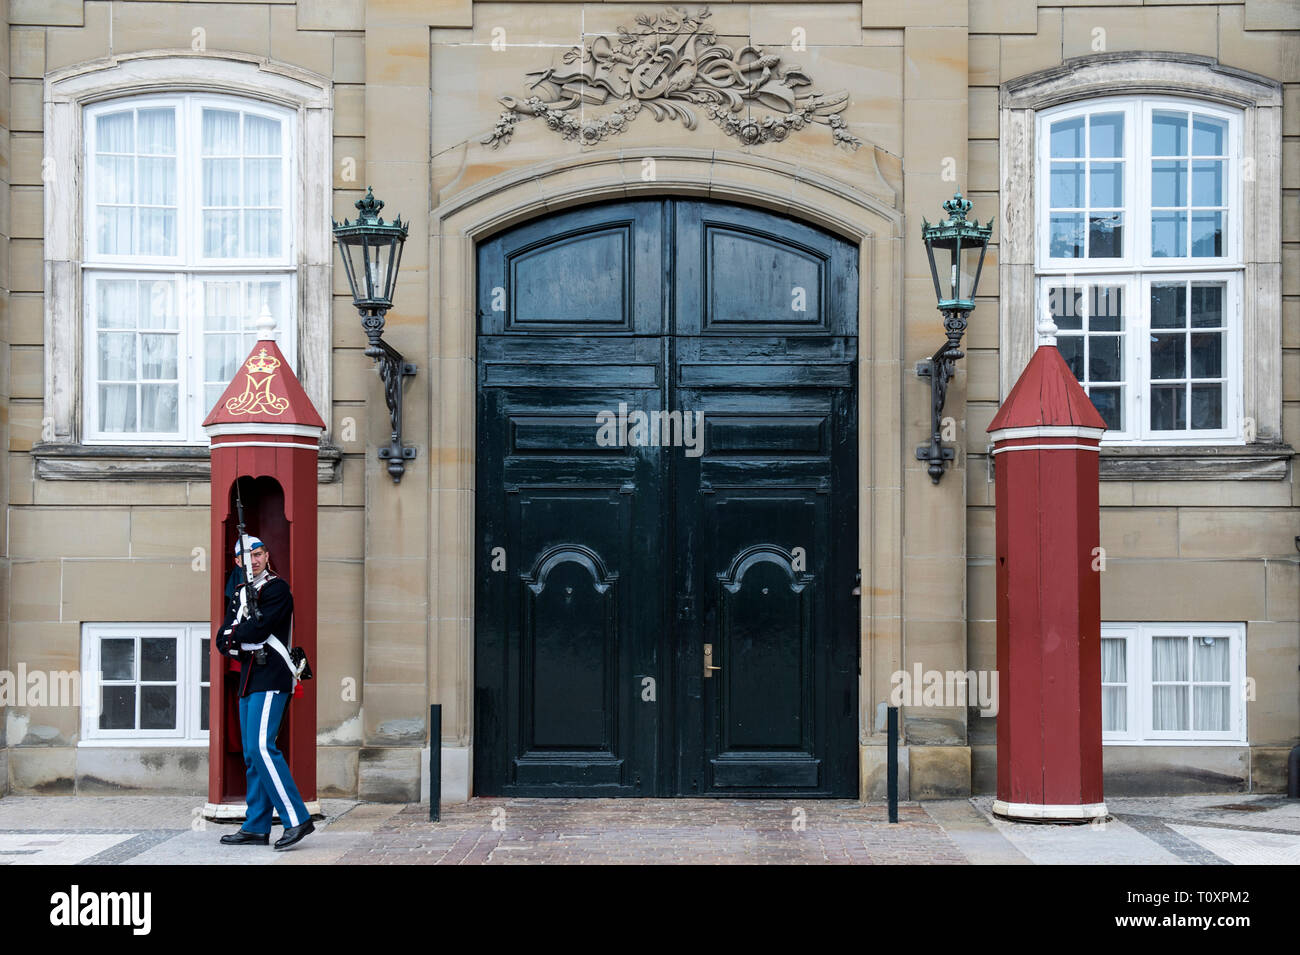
left=0, top=794, right=1293, bottom=864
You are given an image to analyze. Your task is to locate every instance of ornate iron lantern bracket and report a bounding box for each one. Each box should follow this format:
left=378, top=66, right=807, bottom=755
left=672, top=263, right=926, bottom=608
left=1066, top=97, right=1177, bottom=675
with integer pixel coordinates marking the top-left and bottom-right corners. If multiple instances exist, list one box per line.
left=372, top=338, right=418, bottom=481
left=332, top=187, right=418, bottom=483
left=915, top=192, right=994, bottom=485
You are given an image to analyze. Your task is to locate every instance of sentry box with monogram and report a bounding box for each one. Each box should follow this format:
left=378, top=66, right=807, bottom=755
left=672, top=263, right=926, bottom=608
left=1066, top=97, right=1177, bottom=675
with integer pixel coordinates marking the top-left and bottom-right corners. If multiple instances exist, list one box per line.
left=202, top=311, right=324, bottom=821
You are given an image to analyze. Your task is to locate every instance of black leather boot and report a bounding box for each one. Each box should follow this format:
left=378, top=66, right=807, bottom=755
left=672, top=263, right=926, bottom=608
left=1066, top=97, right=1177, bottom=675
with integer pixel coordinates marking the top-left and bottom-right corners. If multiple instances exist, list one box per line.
left=220, top=829, right=270, bottom=846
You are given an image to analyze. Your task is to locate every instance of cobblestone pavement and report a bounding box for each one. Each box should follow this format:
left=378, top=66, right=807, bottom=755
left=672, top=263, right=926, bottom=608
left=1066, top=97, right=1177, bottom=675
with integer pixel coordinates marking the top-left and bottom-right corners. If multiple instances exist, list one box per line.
left=0, top=793, right=1295, bottom=864
left=331, top=799, right=969, bottom=865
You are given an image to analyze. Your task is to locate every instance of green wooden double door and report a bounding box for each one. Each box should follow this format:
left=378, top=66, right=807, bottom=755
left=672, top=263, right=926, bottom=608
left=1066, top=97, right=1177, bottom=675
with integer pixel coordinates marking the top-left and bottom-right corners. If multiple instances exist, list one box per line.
left=475, top=199, right=859, bottom=796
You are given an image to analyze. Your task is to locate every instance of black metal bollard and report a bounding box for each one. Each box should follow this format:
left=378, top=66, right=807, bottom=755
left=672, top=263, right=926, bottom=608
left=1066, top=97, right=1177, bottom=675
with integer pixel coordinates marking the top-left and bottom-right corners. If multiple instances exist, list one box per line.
left=887, top=705, right=899, bottom=824
left=429, top=704, right=442, bottom=822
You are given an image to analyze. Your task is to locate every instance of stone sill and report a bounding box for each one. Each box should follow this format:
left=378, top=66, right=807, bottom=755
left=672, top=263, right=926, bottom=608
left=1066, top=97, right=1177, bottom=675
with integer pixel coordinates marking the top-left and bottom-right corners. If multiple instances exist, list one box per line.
left=978, top=443, right=1294, bottom=482
left=1097, top=443, right=1293, bottom=481
left=31, top=442, right=342, bottom=483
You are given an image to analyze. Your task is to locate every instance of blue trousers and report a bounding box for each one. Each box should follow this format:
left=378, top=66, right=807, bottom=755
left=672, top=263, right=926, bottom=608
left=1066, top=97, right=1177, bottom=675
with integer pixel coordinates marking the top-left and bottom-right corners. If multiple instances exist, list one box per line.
left=238, top=690, right=309, bottom=834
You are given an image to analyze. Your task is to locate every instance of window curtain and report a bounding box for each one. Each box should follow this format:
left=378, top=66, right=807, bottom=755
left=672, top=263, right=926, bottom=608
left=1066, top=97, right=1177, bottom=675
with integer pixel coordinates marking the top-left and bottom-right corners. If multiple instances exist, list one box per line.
left=1151, top=635, right=1188, bottom=730
left=1101, top=638, right=1127, bottom=732
left=1193, top=636, right=1230, bottom=731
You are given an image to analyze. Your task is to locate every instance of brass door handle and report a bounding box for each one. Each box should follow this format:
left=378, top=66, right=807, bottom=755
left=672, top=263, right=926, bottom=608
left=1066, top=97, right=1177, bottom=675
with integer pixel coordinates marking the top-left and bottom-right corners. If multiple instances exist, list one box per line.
left=704, top=643, right=721, bottom=678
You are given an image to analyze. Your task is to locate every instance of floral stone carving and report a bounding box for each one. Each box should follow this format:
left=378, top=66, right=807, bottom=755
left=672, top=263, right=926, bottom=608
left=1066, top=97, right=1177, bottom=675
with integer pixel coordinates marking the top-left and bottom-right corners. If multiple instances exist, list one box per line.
left=482, top=6, right=861, bottom=151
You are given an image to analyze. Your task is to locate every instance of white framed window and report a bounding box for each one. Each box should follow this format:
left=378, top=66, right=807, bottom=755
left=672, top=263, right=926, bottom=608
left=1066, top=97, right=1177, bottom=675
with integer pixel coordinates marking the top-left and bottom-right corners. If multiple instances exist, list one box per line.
left=82, top=93, right=297, bottom=444
left=81, top=622, right=210, bottom=744
left=1000, top=57, right=1283, bottom=459
left=41, top=52, right=335, bottom=473
left=1101, top=622, right=1246, bottom=745
left=1036, top=96, right=1243, bottom=445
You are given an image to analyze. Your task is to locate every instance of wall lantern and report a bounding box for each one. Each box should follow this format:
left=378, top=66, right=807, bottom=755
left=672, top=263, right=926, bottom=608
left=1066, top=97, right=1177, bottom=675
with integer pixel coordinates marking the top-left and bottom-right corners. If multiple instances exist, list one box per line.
left=916, top=191, right=994, bottom=484
left=332, top=187, right=417, bottom=483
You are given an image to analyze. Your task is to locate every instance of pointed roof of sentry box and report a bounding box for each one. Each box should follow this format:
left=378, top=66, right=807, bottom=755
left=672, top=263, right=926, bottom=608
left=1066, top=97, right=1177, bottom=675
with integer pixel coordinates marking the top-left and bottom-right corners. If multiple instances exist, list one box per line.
left=202, top=309, right=325, bottom=431
left=988, top=318, right=1107, bottom=433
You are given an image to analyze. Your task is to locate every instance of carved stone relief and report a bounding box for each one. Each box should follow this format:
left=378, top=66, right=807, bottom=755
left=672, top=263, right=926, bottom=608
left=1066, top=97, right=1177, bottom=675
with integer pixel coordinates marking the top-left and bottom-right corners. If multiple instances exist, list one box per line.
left=482, top=6, right=861, bottom=150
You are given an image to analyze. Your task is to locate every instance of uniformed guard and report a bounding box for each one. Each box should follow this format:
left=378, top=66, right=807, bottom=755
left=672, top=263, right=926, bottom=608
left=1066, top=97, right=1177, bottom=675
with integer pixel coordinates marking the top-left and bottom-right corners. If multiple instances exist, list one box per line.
left=216, top=535, right=315, bottom=850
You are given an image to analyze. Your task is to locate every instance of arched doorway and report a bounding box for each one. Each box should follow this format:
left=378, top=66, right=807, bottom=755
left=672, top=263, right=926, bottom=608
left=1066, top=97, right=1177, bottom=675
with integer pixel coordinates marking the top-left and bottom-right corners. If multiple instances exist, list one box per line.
left=474, top=198, right=859, bottom=796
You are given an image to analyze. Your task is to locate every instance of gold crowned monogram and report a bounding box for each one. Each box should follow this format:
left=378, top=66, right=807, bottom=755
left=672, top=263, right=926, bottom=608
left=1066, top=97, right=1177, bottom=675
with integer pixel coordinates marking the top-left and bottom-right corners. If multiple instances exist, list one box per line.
left=225, top=347, right=290, bottom=416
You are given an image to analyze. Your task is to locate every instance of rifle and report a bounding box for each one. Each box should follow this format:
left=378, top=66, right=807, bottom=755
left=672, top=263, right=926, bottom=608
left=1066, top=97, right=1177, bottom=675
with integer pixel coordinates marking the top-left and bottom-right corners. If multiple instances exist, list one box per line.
left=233, top=479, right=263, bottom=624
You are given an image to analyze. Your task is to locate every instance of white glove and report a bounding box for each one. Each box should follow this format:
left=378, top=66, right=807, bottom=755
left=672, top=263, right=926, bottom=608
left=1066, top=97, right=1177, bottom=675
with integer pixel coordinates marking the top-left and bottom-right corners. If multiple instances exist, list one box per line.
left=236, top=586, right=250, bottom=623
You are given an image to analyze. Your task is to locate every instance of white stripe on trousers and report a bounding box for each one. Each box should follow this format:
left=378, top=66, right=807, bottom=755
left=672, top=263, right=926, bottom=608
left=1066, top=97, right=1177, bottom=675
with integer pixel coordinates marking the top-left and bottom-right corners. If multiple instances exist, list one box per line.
left=258, top=691, right=301, bottom=828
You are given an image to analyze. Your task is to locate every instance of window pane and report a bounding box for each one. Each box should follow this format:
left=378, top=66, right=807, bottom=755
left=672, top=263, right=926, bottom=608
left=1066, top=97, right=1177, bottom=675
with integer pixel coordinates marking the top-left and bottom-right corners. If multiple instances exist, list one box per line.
left=1089, top=285, right=1123, bottom=332
left=1058, top=336, right=1084, bottom=378
left=202, top=108, right=241, bottom=155
left=136, top=108, right=176, bottom=154
left=204, top=281, right=242, bottom=331
left=1154, top=636, right=1188, bottom=683
left=1050, top=116, right=1084, bottom=158
left=140, top=279, right=179, bottom=330
left=1050, top=286, right=1083, bottom=329
left=1090, top=162, right=1123, bottom=207
left=1150, top=332, right=1186, bottom=379
left=99, top=384, right=137, bottom=432
left=1103, top=686, right=1126, bottom=732
left=1101, top=638, right=1127, bottom=682
left=97, top=280, right=136, bottom=328
left=1190, top=212, right=1223, bottom=257
left=1088, top=214, right=1122, bottom=258
left=98, top=332, right=136, bottom=380
left=1190, top=333, right=1222, bottom=378
left=1088, top=387, right=1121, bottom=430
left=1152, top=110, right=1188, bottom=156
left=201, top=690, right=210, bottom=733
left=203, top=210, right=240, bottom=257
left=137, top=207, right=177, bottom=257
left=246, top=281, right=282, bottom=321
left=1153, top=685, right=1189, bottom=730
left=96, top=110, right=134, bottom=153
left=1192, top=114, right=1227, bottom=156
left=203, top=158, right=240, bottom=206
left=244, top=114, right=282, bottom=155
left=140, top=685, right=177, bottom=730
left=1051, top=162, right=1083, bottom=207
left=243, top=210, right=282, bottom=258
left=140, top=334, right=178, bottom=379
left=100, top=686, right=136, bottom=730
left=101, top=637, right=135, bottom=680
left=1049, top=213, right=1084, bottom=258
left=1151, top=211, right=1187, bottom=258
left=205, top=334, right=244, bottom=382
left=96, top=207, right=134, bottom=256
left=140, top=384, right=178, bottom=432
left=1089, top=336, right=1121, bottom=381
left=140, top=636, right=177, bottom=681
left=200, top=636, right=211, bottom=685
left=1190, top=384, right=1222, bottom=430
left=1150, top=386, right=1186, bottom=430
left=1190, top=284, right=1224, bottom=327
left=1193, top=636, right=1230, bottom=681
left=244, top=158, right=281, bottom=206
left=138, top=157, right=176, bottom=206
left=1193, top=686, right=1230, bottom=732
left=96, top=155, right=134, bottom=204
left=1191, top=160, right=1224, bottom=207
left=1090, top=113, right=1123, bottom=158
left=1150, top=284, right=1186, bottom=328
left=1151, top=160, right=1187, bottom=207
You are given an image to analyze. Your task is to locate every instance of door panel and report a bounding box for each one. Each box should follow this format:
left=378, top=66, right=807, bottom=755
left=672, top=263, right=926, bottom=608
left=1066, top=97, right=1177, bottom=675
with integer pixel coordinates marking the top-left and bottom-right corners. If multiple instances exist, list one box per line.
left=476, top=199, right=857, bottom=798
